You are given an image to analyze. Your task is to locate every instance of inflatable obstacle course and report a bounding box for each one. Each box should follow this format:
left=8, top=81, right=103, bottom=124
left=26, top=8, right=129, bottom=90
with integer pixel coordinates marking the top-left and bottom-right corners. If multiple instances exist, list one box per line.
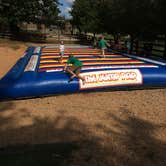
left=0, top=45, right=166, bottom=99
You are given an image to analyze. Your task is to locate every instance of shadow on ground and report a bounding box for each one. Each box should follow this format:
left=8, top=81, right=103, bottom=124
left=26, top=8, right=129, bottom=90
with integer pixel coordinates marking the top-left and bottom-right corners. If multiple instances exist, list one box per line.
left=0, top=101, right=15, bottom=112
left=0, top=101, right=165, bottom=166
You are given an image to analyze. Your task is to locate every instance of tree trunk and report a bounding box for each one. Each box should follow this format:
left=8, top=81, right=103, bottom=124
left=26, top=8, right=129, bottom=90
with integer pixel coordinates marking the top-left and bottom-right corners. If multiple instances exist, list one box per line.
left=164, top=34, right=166, bottom=58
left=9, top=21, right=20, bottom=33
left=130, top=34, right=135, bottom=54
left=93, top=33, right=96, bottom=38
left=113, top=34, right=118, bottom=43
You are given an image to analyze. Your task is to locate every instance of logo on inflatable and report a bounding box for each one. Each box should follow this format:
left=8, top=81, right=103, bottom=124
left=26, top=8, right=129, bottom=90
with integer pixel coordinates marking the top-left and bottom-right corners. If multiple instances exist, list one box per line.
left=24, top=55, right=39, bottom=72
left=79, top=69, right=142, bottom=89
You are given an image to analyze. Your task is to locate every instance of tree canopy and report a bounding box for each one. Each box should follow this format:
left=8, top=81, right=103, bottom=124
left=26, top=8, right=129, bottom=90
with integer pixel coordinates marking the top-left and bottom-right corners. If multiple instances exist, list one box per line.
left=0, top=0, right=60, bottom=31
left=70, top=0, right=166, bottom=36
left=71, top=0, right=101, bottom=34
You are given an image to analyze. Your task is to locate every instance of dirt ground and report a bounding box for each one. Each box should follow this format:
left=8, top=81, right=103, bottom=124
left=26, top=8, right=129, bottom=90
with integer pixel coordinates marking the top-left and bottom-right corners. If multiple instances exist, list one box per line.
left=0, top=39, right=166, bottom=166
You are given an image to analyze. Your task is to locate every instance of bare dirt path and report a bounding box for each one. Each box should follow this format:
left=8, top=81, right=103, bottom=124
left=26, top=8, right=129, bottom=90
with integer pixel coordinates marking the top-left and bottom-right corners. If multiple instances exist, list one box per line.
left=0, top=39, right=166, bottom=166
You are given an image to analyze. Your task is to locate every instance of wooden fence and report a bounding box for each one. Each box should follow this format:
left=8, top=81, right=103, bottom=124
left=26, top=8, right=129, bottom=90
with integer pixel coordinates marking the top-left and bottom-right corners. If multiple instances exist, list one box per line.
left=132, top=36, right=165, bottom=58
left=0, top=31, right=46, bottom=43
left=0, top=32, right=165, bottom=58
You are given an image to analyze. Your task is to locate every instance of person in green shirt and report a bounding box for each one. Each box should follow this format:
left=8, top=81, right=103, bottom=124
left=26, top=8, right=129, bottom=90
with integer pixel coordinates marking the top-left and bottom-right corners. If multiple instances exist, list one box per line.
left=63, top=54, right=85, bottom=84
left=99, top=36, right=110, bottom=57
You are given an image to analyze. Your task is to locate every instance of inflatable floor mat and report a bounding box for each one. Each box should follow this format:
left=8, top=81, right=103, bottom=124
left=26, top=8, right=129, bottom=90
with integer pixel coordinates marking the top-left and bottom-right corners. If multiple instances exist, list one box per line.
left=0, top=45, right=166, bottom=99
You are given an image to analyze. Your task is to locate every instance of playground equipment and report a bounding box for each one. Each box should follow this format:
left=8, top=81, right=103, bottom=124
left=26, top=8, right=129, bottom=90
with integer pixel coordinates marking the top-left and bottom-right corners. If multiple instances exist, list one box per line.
left=0, top=45, right=166, bottom=100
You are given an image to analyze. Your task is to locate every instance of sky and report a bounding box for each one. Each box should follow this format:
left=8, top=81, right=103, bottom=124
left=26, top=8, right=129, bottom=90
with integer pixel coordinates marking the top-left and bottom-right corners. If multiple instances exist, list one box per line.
left=59, top=0, right=75, bottom=18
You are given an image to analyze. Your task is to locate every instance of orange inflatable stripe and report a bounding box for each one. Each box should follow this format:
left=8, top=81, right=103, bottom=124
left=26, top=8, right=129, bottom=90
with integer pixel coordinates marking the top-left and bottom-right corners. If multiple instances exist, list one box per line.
left=39, top=61, right=144, bottom=68
left=42, top=48, right=99, bottom=51
left=42, top=52, right=102, bottom=55
left=42, top=48, right=99, bottom=50
left=42, top=50, right=101, bottom=54
left=40, top=57, right=132, bottom=63
left=40, top=54, right=119, bottom=58
left=38, top=63, right=156, bottom=71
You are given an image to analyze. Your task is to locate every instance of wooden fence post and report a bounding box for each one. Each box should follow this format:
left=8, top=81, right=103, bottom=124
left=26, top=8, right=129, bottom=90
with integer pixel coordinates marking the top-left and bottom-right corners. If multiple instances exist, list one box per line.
left=164, top=34, right=166, bottom=58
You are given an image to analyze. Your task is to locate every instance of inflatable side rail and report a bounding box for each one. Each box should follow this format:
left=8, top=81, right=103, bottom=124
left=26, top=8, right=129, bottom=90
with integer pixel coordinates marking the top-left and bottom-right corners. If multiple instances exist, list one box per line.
left=123, top=53, right=166, bottom=67
left=0, top=47, right=42, bottom=99
left=1, top=47, right=34, bottom=81
left=1, top=46, right=42, bottom=81
left=107, top=49, right=166, bottom=66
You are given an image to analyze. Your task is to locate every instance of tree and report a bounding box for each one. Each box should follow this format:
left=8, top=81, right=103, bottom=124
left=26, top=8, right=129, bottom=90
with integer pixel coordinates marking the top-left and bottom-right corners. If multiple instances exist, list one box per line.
left=0, top=0, right=60, bottom=32
left=70, top=0, right=166, bottom=55
left=71, top=0, right=101, bottom=35
left=154, top=0, right=166, bottom=56
left=39, top=0, right=60, bottom=26
left=102, top=0, right=159, bottom=52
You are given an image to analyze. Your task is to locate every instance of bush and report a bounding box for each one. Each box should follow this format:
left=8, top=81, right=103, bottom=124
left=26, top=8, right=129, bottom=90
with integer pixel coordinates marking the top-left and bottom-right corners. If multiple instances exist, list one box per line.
left=15, top=30, right=46, bottom=43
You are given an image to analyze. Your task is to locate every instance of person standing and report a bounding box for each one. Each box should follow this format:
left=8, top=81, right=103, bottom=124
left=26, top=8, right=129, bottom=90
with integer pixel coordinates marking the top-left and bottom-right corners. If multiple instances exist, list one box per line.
left=59, top=40, right=64, bottom=62
left=99, top=36, right=110, bottom=58
left=125, top=35, right=131, bottom=54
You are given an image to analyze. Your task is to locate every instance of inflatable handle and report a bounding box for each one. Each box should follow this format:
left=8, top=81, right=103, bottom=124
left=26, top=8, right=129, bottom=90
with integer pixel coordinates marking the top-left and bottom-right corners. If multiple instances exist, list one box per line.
left=1, top=47, right=35, bottom=81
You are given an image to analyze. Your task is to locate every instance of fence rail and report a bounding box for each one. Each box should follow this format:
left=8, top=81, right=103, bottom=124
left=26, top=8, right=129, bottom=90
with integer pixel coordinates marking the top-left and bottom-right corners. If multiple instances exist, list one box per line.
left=0, top=32, right=14, bottom=39
left=0, top=32, right=165, bottom=58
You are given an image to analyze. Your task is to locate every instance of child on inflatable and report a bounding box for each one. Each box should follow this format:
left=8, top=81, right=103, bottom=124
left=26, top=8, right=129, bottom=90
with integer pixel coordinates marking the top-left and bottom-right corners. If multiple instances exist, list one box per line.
left=59, top=40, right=64, bottom=63
left=99, top=36, right=110, bottom=58
left=63, top=54, right=85, bottom=84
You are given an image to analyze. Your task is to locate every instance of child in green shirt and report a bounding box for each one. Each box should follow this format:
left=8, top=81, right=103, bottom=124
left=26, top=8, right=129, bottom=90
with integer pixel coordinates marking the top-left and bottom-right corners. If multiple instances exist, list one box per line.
left=63, top=54, right=85, bottom=84
left=99, top=36, right=110, bottom=57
